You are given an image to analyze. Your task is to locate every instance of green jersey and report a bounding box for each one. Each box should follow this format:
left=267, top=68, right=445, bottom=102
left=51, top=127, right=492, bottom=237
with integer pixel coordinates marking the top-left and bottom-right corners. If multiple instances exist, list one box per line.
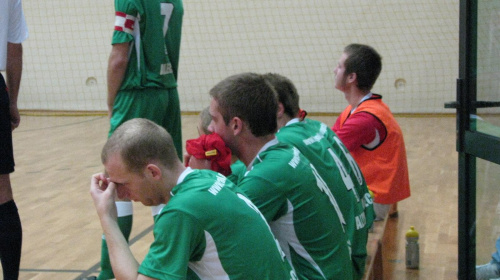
left=139, top=168, right=296, bottom=280
left=237, top=140, right=353, bottom=280
left=227, top=159, right=246, bottom=185
left=277, top=118, right=375, bottom=279
left=112, top=0, right=183, bottom=90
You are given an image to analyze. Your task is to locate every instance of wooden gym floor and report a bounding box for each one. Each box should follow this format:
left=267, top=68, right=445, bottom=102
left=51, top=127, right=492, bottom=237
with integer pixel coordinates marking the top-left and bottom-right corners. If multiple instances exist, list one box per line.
left=4, top=114, right=459, bottom=279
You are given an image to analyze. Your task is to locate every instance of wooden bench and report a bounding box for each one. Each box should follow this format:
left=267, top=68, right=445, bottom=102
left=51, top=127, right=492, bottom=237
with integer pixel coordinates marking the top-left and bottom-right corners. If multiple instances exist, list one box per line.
left=363, top=215, right=389, bottom=280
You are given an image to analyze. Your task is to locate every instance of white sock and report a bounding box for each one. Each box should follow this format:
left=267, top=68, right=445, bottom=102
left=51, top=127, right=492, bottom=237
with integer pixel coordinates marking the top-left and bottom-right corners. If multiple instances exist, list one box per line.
left=116, top=201, right=133, bottom=217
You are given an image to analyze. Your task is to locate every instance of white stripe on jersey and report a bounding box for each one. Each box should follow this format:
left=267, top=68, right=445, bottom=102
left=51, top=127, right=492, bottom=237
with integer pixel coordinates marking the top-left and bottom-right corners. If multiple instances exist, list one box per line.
left=270, top=200, right=326, bottom=279
left=188, top=231, right=230, bottom=280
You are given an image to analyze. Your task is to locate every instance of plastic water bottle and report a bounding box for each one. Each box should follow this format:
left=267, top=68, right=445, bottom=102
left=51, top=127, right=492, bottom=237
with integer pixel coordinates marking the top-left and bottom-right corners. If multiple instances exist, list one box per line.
left=405, top=226, right=419, bottom=269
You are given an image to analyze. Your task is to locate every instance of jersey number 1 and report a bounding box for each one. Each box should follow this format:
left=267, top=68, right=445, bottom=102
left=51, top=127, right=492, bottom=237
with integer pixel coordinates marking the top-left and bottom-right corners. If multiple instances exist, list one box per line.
left=160, top=3, right=174, bottom=75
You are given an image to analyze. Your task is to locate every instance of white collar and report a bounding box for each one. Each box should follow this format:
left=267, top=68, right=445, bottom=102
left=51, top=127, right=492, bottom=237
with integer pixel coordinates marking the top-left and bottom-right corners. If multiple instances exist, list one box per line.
left=247, top=138, right=279, bottom=169
left=277, top=118, right=300, bottom=133
left=286, top=118, right=300, bottom=126
left=177, top=167, right=194, bottom=185
left=351, top=92, right=373, bottom=114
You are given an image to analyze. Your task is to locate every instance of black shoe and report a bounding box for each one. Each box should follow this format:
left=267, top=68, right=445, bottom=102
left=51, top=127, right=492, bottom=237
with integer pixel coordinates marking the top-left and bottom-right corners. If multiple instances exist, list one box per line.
left=81, top=276, right=97, bottom=280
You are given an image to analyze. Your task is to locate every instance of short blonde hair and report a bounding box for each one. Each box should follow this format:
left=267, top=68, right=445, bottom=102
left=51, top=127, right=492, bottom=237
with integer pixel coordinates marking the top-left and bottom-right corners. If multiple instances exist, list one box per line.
left=198, top=106, right=212, bottom=135
left=102, top=118, right=179, bottom=173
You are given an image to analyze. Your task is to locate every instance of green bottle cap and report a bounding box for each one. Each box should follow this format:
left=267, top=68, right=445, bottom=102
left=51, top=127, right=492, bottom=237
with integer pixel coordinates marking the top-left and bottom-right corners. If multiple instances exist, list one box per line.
left=406, top=226, right=419, bottom=238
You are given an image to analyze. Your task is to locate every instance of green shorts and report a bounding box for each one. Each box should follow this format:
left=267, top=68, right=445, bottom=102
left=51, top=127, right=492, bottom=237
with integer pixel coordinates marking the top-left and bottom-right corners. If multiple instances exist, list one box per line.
left=109, top=87, right=182, bottom=160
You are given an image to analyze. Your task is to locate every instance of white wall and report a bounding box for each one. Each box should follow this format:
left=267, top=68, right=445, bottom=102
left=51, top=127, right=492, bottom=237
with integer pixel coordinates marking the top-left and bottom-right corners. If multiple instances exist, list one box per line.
left=19, top=0, right=460, bottom=114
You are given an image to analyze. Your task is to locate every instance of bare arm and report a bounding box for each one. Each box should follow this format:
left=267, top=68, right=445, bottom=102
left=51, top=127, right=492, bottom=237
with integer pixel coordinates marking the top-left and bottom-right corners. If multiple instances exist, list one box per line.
left=107, top=43, right=130, bottom=118
left=90, top=174, right=155, bottom=280
left=6, top=42, right=23, bottom=130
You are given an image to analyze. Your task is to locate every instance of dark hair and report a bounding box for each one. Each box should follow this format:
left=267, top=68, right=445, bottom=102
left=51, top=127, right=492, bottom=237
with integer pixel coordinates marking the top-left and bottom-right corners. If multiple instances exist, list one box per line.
left=102, top=118, right=178, bottom=173
left=344, top=44, right=382, bottom=92
left=263, top=73, right=300, bottom=119
left=209, top=72, right=278, bottom=137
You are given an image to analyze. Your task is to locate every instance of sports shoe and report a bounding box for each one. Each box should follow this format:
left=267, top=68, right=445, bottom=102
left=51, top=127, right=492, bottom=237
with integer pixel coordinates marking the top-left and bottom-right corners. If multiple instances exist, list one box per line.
left=81, top=276, right=97, bottom=280
left=476, top=261, right=500, bottom=280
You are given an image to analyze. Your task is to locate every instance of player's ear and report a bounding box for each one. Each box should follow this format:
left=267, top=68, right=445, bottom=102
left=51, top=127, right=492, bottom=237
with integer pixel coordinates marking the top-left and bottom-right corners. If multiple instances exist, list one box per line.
left=347, top=72, right=357, bottom=84
left=231, top=117, right=243, bottom=135
left=145, top=163, right=162, bottom=180
left=277, top=102, right=285, bottom=118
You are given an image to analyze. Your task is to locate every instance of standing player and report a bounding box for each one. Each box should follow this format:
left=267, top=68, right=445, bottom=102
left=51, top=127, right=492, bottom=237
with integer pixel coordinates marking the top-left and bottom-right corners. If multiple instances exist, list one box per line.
left=208, top=73, right=354, bottom=279
left=332, top=44, right=410, bottom=221
left=92, top=1, right=184, bottom=279
left=0, top=0, right=28, bottom=279
left=90, top=118, right=296, bottom=279
left=266, top=73, right=374, bottom=279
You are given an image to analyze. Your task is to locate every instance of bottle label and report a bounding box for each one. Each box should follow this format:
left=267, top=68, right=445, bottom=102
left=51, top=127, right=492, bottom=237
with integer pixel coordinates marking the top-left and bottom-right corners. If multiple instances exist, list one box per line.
left=406, top=241, right=419, bottom=269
